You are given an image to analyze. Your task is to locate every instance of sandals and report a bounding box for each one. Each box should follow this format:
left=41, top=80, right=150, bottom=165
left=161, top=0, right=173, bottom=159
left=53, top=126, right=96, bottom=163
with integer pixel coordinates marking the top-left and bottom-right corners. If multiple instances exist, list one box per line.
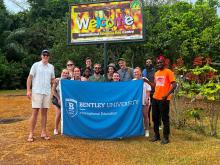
left=41, top=135, right=50, bottom=140
left=27, top=134, right=50, bottom=142
left=53, top=129, right=59, bottom=135
left=27, top=135, right=34, bottom=142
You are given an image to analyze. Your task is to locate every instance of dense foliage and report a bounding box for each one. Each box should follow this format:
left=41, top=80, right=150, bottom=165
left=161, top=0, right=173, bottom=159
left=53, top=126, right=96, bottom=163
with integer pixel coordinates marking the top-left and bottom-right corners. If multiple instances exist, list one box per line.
left=172, top=56, right=220, bottom=136
left=0, top=0, right=219, bottom=89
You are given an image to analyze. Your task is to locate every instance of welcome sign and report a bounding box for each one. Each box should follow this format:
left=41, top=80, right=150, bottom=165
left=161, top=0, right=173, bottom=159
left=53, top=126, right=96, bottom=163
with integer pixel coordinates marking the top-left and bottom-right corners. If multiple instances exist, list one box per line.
left=60, top=80, right=144, bottom=139
left=68, top=0, right=145, bottom=44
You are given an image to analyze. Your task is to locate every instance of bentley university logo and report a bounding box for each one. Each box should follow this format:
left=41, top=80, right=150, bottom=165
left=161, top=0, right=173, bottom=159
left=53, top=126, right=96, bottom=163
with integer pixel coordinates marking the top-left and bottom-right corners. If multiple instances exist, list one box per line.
left=65, top=98, right=78, bottom=118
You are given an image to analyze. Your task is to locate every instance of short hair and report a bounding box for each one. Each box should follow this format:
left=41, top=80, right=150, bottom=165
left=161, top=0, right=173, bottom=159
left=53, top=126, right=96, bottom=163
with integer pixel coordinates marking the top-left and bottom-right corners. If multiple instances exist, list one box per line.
left=85, top=57, right=91, bottom=61
left=93, top=63, right=101, bottom=67
left=62, top=69, right=69, bottom=73
left=73, top=66, right=81, bottom=71
left=113, top=71, right=120, bottom=75
left=146, top=58, right=152, bottom=62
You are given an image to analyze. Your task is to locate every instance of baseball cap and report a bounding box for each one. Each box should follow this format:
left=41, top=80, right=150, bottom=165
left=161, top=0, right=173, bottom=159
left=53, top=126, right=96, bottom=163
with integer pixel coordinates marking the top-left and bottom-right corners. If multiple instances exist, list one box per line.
left=41, top=49, right=49, bottom=55
left=156, top=55, right=165, bottom=62
left=117, top=58, right=125, bottom=62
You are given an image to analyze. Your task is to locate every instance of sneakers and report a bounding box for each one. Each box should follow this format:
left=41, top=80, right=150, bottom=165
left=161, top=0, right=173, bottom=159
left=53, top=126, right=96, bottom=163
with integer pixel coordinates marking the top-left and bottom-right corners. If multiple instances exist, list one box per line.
left=53, top=129, right=59, bottom=135
left=161, top=138, right=169, bottom=144
left=145, top=130, right=149, bottom=137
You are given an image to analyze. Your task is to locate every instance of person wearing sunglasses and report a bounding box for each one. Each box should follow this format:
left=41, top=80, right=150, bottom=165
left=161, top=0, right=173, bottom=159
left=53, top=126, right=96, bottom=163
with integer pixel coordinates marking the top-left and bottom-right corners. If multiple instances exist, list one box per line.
left=88, top=63, right=105, bottom=82
left=26, top=49, right=55, bottom=142
left=66, top=60, right=75, bottom=79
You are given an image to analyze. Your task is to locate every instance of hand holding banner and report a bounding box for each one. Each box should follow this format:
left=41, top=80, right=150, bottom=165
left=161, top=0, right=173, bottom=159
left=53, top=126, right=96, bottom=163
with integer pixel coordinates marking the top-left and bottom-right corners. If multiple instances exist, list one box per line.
left=60, top=80, right=144, bottom=139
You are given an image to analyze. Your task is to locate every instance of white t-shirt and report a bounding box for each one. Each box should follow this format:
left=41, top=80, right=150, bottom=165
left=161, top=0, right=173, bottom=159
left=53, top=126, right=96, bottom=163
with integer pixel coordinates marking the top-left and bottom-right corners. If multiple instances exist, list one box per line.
left=30, top=61, right=55, bottom=95
left=133, top=78, right=151, bottom=105
left=143, top=82, right=151, bottom=105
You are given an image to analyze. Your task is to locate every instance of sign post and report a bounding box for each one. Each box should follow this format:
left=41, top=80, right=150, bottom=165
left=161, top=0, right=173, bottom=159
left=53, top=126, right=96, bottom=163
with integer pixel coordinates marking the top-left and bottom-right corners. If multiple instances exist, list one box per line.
left=104, top=43, right=108, bottom=79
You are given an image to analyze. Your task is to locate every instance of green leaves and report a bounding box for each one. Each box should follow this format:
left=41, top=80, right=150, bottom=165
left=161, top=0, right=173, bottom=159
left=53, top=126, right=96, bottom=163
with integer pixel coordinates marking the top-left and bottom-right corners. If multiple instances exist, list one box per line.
left=177, top=61, right=219, bottom=101
left=199, top=81, right=220, bottom=100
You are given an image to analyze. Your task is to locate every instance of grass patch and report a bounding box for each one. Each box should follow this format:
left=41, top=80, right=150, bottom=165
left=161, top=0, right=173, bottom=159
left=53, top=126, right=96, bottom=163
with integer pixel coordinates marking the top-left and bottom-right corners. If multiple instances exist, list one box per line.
left=0, top=89, right=26, bottom=96
left=0, top=93, right=220, bottom=164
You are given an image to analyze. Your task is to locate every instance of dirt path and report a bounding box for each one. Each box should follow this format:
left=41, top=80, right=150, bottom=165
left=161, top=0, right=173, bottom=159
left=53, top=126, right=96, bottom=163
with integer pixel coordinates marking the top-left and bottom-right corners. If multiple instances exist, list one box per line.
left=0, top=96, right=220, bottom=165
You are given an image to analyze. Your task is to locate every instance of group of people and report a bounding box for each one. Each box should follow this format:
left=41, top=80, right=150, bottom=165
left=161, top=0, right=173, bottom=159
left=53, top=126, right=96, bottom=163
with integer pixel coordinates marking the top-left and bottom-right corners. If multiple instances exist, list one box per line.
left=26, top=49, right=176, bottom=145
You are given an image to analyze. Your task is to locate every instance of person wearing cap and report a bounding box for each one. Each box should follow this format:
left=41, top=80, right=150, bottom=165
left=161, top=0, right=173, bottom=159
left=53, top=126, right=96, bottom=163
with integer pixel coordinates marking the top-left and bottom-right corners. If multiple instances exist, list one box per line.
left=117, top=58, right=134, bottom=81
left=26, top=49, right=55, bottom=142
left=107, top=63, right=117, bottom=82
left=144, top=57, right=177, bottom=144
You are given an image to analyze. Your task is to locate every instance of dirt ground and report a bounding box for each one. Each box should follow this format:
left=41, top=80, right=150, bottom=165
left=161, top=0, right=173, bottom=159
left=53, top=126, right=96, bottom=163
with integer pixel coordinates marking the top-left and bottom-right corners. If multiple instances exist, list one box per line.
left=0, top=95, right=220, bottom=165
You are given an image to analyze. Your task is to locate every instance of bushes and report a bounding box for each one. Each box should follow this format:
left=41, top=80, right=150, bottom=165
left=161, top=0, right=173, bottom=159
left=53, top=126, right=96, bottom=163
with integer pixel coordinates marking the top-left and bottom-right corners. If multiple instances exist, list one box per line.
left=0, top=53, right=24, bottom=89
left=171, top=56, right=220, bottom=137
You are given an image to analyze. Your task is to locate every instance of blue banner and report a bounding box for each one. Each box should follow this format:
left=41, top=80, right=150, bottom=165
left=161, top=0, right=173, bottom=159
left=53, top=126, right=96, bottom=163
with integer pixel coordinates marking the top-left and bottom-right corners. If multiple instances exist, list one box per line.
left=60, top=80, right=144, bottom=139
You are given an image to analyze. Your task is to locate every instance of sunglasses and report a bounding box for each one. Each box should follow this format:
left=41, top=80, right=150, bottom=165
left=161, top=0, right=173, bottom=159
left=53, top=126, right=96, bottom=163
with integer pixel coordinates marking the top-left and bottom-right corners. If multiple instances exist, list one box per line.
left=67, top=64, right=73, bottom=66
left=94, top=67, right=101, bottom=69
left=43, top=54, right=49, bottom=57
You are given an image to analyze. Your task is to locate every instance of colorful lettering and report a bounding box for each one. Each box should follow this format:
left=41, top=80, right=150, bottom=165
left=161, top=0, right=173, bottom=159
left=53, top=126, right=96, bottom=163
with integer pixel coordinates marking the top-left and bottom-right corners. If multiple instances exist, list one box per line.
left=75, top=15, right=134, bottom=30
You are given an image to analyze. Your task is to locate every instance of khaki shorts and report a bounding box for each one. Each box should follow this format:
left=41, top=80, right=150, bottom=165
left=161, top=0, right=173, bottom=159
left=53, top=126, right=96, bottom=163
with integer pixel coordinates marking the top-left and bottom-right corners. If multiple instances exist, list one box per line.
left=32, top=93, right=50, bottom=109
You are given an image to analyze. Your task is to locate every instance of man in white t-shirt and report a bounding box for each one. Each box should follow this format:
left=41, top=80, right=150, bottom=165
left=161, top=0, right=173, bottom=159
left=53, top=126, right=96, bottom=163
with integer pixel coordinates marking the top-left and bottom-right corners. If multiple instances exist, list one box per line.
left=26, top=49, right=55, bottom=142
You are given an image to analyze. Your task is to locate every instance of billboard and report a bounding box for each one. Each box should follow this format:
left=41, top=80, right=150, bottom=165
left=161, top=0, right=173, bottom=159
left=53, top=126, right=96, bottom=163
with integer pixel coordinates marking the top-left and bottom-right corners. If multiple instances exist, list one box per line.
left=68, top=0, right=145, bottom=45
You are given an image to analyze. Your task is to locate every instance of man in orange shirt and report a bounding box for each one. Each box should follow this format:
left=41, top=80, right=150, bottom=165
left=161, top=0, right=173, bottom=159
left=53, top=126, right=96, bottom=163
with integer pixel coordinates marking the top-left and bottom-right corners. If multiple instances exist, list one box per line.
left=144, top=57, right=177, bottom=144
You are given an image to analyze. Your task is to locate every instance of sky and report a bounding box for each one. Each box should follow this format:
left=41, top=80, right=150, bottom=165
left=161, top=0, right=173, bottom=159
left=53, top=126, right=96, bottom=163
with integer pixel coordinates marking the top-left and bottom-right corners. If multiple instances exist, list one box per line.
left=3, top=0, right=220, bottom=15
left=4, top=0, right=29, bottom=13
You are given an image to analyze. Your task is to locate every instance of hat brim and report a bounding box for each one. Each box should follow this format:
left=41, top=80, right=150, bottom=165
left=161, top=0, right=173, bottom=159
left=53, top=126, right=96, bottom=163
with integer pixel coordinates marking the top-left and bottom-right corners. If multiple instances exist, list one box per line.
left=41, top=50, right=49, bottom=55
left=117, top=58, right=125, bottom=62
